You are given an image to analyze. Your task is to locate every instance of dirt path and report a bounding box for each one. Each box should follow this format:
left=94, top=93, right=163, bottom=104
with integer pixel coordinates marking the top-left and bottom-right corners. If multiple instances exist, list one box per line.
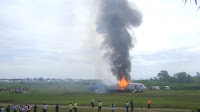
left=74, top=106, right=192, bottom=112
left=0, top=103, right=192, bottom=112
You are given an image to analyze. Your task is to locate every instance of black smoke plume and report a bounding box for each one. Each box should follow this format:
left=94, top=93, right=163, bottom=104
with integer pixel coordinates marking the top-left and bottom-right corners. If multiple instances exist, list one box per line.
left=96, top=0, right=142, bottom=81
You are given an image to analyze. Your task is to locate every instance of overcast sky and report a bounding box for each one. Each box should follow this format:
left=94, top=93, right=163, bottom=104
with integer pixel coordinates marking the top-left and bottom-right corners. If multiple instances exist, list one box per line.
left=0, top=0, right=199, bottom=80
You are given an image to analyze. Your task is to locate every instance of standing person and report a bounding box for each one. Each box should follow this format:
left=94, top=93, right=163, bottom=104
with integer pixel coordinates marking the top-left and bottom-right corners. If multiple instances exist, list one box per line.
left=98, top=101, right=102, bottom=112
left=6, top=105, right=11, bottom=112
left=27, top=105, right=31, bottom=112
left=1, top=106, right=4, bottom=112
left=73, top=102, right=77, bottom=112
left=33, top=105, right=37, bottom=112
left=111, top=103, right=115, bottom=112
left=130, top=100, right=134, bottom=112
left=126, top=101, right=129, bottom=112
left=55, top=104, right=59, bottom=112
left=18, top=105, right=21, bottom=112
left=24, top=105, right=27, bottom=112
left=91, top=98, right=94, bottom=108
left=68, top=103, right=72, bottom=112
left=20, top=106, right=24, bottom=112
left=147, top=99, right=151, bottom=109
left=42, top=104, right=47, bottom=112
left=13, top=104, right=17, bottom=112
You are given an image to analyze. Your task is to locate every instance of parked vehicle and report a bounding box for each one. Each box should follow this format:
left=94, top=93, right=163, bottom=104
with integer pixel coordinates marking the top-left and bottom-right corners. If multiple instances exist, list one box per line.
left=164, top=86, right=170, bottom=90
left=150, top=86, right=160, bottom=90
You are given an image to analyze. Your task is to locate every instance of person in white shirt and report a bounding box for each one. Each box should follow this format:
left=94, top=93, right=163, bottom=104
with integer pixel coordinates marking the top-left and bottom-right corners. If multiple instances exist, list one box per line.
left=1, top=106, right=4, bottom=112
left=20, top=106, right=24, bottom=112
left=13, top=105, right=17, bottom=112
left=24, top=105, right=27, bottom=112
left=18, top=105, right=21, bottom=112
left=42, top=104, right=47, bottom=112
left=126, top=101, right=129, bottom=112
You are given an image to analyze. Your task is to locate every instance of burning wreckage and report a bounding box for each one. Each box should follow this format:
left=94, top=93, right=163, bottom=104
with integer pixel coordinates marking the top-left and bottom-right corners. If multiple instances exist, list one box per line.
left=90, top=73, right=147, bottom=93
left=90, top=75, right=147, bottom=93
left=108, top=76, right=147, bottom=92
left=108, top=72, right=147, bottom=92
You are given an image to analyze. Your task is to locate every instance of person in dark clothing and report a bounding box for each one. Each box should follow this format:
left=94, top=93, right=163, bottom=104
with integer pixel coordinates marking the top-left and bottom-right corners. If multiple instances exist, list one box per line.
left=33, top=105, right=38, bottom=112
left=111, top=103, right=115, bottom=112
left=73, top=102, right=77, bottom=112
left=68, top=103, right=72, bottom=112
left=130, top=100, right=134, bottom=112
left=55, top=104, right=59, bottom=112
left=98, top=101, right=102, bottom=112
left=6, top=105, right=11, bottom=112
left=91, top=98, right=94, bottom=108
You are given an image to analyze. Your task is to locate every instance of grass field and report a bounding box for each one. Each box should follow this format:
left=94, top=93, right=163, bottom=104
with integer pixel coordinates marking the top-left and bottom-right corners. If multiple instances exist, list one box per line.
left=0, top=82, right=200, bottom=111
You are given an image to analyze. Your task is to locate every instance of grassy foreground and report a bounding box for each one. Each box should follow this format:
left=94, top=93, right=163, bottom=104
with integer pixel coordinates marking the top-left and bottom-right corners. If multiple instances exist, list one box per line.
left=0, top=90, right=200, bottom=110
left=0, top=81, right=200, bottom=111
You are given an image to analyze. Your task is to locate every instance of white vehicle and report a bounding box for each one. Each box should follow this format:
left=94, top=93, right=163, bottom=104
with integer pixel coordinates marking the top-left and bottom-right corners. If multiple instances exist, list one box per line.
left=154, top=86, right=160, bottom=90
left=150, top=86, right=160, bottom=90
left=164, top=86, right=170, bottom=90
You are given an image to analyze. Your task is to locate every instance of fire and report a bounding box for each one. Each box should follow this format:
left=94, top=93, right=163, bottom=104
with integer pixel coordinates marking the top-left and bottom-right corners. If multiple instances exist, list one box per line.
left=118, top=75, right=130, bottom=90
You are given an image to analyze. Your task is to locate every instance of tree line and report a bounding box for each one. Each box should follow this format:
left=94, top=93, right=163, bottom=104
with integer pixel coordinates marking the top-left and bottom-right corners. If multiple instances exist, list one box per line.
left=135, top=70, right=200, bottom=90
left=156, top=70, right=200, bottom=83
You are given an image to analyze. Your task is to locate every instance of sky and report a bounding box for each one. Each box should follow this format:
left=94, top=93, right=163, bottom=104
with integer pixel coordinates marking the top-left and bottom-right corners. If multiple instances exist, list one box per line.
left=0, top=0, right=200, bottom=80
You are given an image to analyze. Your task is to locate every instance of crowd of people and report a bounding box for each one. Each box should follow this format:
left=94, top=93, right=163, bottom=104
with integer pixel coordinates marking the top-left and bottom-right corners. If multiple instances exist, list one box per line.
left=0, top=104, right=45, bottom=112
left=91, top=98, right=151, bottom=112
left=0, top=103, right=76, bottom=112
left=0, top=104, right=36, bottom=112
left=67, top=102, right=77, bottom=112
left=0, top=98, right=151, bottom=112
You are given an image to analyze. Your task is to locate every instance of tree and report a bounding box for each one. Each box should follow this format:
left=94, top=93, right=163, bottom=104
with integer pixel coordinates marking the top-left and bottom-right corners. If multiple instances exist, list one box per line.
left=174, top=72, right=194, bottom=83
left=197, top=72, right=200, bottom=78
left=157, top=70, right=170, bottom=81
left=38, top=77, right=44, bottom=81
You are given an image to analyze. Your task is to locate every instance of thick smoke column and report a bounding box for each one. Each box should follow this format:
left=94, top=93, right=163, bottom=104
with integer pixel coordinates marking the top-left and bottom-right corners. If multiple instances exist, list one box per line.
left=96, top=0, right=142, bottom=81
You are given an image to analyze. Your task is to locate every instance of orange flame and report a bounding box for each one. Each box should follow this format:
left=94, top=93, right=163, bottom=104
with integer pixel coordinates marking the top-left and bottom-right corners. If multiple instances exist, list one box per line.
left=118, top=75, right=130, bottom=90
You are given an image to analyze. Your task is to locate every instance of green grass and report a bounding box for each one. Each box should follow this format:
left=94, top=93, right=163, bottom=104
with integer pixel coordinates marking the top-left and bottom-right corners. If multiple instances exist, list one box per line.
left=0, top=90, right=200, bottom=109
left=0, top=82, right=200, bottom=110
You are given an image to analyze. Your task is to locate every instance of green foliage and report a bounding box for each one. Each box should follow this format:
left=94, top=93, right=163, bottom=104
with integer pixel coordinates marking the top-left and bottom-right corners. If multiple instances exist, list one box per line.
left=174, top=72, right=194, bottom=83
left=149, top=70, right=200, bottom=86
left=136, top=79, right=200, bottom=90
left=136, top=70, right=200, bottom=90
left=157, top=70, right=170, bottom=81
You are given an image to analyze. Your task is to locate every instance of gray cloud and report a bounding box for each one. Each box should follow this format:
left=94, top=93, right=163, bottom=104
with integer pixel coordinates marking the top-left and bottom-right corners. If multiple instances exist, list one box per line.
left=96, top=0, right=142, bottom=81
